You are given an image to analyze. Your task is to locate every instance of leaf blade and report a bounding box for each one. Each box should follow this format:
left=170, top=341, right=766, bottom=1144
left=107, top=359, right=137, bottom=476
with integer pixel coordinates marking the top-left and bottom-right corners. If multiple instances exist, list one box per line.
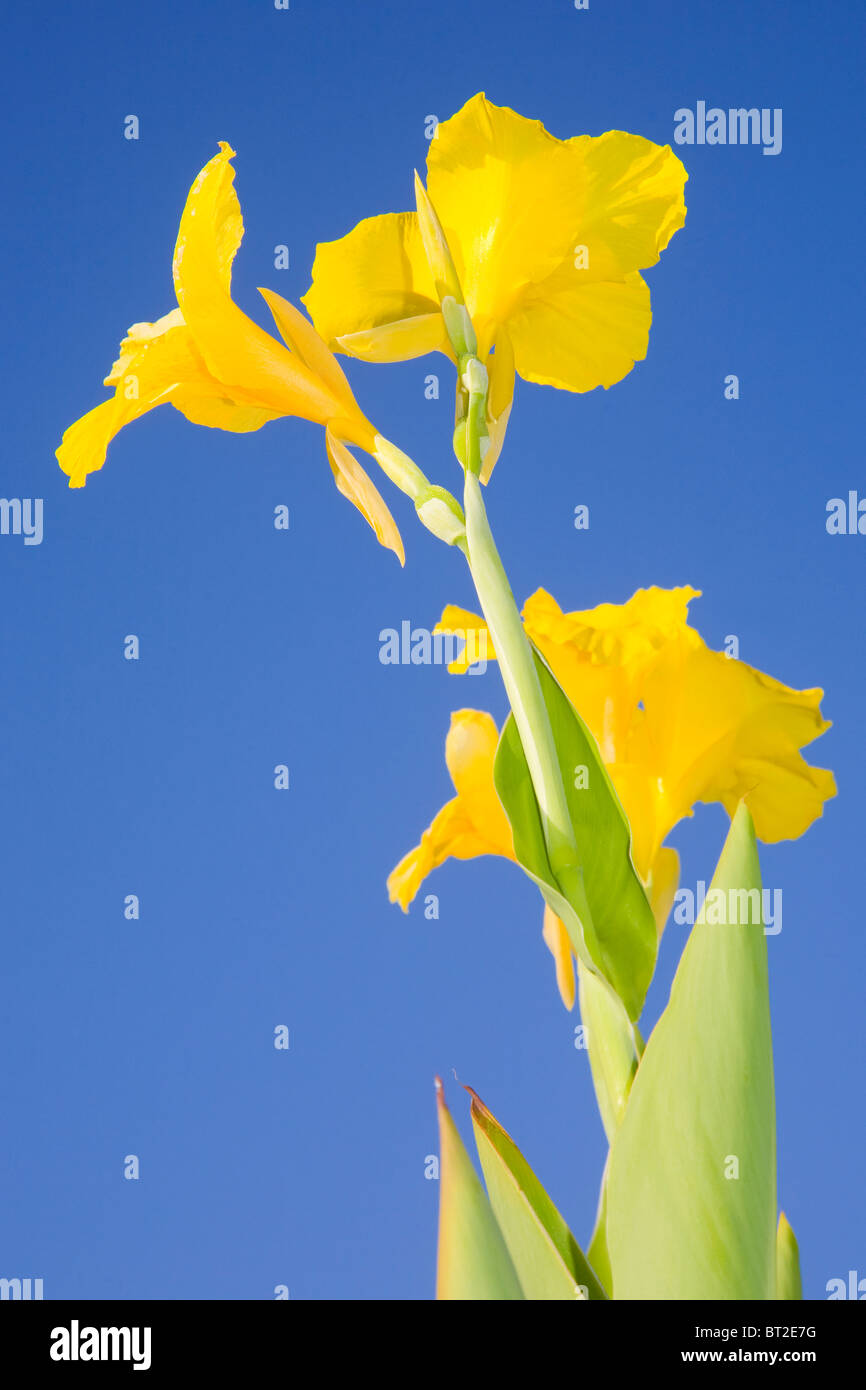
left=494, top=648, right=656, bottom=1019
left=776, top=1212, right=803, bottom=1300
left=468, top=1088, right=606, bottom=1300
left=605, top=804, right=777, bottom=1299
left=435, top=1078, right=524, bottom=1301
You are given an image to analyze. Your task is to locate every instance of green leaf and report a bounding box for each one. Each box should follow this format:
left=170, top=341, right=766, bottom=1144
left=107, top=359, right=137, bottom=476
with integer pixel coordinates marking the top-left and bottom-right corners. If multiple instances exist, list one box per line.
left=493, top=647, right=656, bottom=1019
left=776, top=1212, right=803, bottom=1300
left=435, top=1078, right=524, bottom=1300
left=606, top=804, right=777, bottom=1299
left=587, top=1162, right=613, bottom=1298
left=468, top=1088, right=606, bottom=1300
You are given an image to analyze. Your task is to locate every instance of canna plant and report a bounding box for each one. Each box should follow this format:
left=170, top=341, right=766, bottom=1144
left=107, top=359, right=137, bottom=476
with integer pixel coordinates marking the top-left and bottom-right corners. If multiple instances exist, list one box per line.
left=58, top=94, right=833, bottom=1300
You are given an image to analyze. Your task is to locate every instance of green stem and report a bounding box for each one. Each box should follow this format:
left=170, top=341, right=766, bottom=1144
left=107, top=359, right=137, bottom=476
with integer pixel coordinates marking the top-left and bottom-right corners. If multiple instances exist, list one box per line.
left=461, top=470, right=596, bottom=929
left=440, top=343, right=601, bottom=957
left=462, top=469, right=642, bottom=1167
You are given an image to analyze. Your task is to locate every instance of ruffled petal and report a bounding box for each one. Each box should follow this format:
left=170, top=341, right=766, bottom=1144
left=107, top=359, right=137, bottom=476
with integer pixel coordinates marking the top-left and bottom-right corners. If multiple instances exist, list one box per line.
left=104, top=308, right=187, bottom=383
left=426, top=94, right=596, bottom=338
left=521, top=587, right=699, bottom=763
left=428, top=97, right=685, bottom=337
left=524, top=585, right=699, bottom=669
left=57, top=311, right=276, bottom=487
left=305, top=99, right=686, bottom=402
left=631, top=632, right=836, bottom=852
left=569, top=130, right=687, bottom=281
left=508, top=130, right=686, bottom=392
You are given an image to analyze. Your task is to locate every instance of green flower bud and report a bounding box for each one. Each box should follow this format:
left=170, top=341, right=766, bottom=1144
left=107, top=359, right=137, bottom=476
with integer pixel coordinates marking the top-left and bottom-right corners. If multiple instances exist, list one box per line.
left=415, top=485, right=466, bottom=547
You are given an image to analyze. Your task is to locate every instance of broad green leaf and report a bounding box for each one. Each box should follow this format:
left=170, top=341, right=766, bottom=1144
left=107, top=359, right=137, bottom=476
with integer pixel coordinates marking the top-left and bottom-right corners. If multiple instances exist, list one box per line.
left=776, top=1212, right=803, bottom=1300
left=606, top=804, right=777, bottom=1299
left=435, top=1078, right=524, bottom=1301
left=494, top=647, right=656, bottom=1019
left=468, top=1088, right=606, bottom=1300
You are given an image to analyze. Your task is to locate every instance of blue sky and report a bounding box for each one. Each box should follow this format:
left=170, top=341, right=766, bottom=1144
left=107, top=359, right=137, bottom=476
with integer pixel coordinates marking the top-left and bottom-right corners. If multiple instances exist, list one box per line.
left=1, top=0, right=863, bottom=1299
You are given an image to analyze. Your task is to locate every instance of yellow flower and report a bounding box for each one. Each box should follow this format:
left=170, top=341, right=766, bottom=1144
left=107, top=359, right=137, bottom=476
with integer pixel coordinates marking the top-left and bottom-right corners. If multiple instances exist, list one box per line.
left=56, top=144, right=404, bottom=563
left=387, top=709, right=515, bottom=909
left=303, top=93, right=687, bottom=475
left=393, top=586, right=835, bottom=1009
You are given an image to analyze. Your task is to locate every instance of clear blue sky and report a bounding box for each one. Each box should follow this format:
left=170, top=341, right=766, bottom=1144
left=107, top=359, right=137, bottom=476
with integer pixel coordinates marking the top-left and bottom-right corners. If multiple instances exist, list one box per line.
left=1, top=0, right=863, bottom=1300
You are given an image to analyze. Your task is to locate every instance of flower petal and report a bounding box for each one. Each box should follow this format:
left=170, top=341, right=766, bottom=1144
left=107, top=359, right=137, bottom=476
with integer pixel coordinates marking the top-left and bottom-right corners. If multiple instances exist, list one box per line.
left=174, top=144, right=356, bottom=434
left=524, top=585, right=700, bottom=669
left=258, top=288, right=362, bottom=417
left=632, top=632, right=837, bottom=852
left=336, top=313, right=450, bottom=364
left=426, top=94, right=594, bottom=337
left=57, top=311, right=277, bottom=487
left=444, top=711, right=512, bottom=851
left=508, top=270, right=652, bottom=393
left=521, top=586, right=699, bottom=763
left=387, top=710, right=514, bottom=910
left=434, top=606, right=494, bottom=672
left=304, top=211, right=443, bottom=359
left=325, top=427, right=404, bottom=564
left=646, top=846, right=680, bottom=937
left=542, top=905, right=576, bottom=1011
left=57, top=399, right=131, bottom=490
left=575, top=130, right=687, bottom=278
left=387, top=797, right=492, bottom=911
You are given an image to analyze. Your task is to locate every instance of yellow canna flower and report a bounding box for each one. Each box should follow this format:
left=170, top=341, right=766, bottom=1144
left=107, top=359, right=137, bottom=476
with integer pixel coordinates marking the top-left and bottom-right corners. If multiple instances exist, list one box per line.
left=303, top=93, right=687, bottom=475
left=393, top=586, right=835, bottom=1009
left=503, top=587, right=836, bottom=874
left=56, top=143, right=405, bottom=563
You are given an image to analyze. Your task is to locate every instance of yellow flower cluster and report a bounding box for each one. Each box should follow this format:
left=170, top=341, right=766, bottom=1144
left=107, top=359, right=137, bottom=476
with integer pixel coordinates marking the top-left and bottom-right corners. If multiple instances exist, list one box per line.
left=388, top=587, right=835, bottom=1006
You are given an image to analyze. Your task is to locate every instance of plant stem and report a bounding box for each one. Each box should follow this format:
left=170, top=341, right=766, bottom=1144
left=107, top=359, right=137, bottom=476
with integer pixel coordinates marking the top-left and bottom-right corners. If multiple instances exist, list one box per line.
left=455, top=350, right=599, bottom=954
left=462, top=471, right=585, bottom=894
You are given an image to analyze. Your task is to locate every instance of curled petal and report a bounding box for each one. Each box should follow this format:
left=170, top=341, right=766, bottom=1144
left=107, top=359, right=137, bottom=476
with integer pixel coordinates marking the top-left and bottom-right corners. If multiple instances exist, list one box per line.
left=388, top=798, right=489, bottom=911
left=174, top=143, right=350, bottom=430
left=325, top=427, right=404, bottom=565
left=387, top=710, right=514, bottom=910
